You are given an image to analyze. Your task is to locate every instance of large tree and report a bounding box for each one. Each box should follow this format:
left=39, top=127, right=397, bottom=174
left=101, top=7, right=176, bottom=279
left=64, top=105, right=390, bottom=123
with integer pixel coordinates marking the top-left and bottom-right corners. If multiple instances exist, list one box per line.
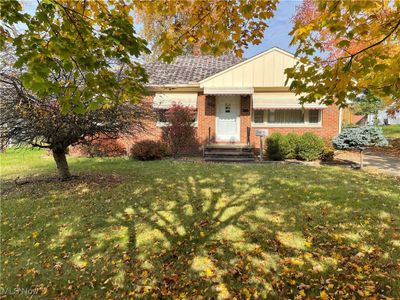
left=1, top=0, right=279, bottom=110
left=0, top=71, right=150, bottom=180
left=135, top=0, right=278, bottom=60
left=1, top=0, right=149, bottom=113
left=286, top=0, right=400, bottom=111
left=2, top=0, right=399, bottom=118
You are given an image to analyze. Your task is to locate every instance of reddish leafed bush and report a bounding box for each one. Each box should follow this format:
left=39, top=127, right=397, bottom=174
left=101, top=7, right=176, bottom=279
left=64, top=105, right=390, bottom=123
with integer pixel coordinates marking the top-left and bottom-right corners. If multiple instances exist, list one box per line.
left=78, top=139, right=127, bottom=157
left=161, top=104, right=199, bottom=156
left=130, top=140, right=170, bottom=161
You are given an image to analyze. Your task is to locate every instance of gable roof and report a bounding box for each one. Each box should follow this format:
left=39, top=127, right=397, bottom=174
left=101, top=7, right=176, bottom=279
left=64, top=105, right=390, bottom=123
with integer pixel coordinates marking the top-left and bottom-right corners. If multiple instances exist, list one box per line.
left=199, top=47, right=296, bottom=84
left=144, top=54, right=244, bottom=86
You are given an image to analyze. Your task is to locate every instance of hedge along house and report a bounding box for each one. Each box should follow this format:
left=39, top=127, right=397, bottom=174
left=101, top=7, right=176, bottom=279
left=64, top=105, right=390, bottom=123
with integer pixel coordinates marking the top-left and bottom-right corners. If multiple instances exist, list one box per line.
left=143, top=47, right=341, bottom=157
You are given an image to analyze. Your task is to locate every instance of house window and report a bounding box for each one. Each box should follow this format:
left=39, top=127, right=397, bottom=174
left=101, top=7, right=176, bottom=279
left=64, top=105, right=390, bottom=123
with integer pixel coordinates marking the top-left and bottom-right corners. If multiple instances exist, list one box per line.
left=191, top=110, right=198, bottom=124
left=252, top=109, right=322, bottom=125
left=308, top=110, right=320, bottom=123
left=155, top=108, right=198, bottom=126
left=254, top=110, right=264, bottom=123
left=268, top=109, right=304, bottom=123
left=155, top=109, right=168, bottom=123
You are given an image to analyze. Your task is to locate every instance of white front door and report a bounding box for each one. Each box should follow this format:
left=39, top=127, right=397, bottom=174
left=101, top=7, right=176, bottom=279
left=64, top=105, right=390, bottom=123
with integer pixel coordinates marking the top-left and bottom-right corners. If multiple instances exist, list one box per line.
left=216, top=95, right=240, bottom=142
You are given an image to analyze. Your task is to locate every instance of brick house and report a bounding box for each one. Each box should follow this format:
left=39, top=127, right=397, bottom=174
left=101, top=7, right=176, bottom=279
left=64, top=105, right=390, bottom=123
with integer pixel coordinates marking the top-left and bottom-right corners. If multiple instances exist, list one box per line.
left=142, top=47, right=341, bottom=152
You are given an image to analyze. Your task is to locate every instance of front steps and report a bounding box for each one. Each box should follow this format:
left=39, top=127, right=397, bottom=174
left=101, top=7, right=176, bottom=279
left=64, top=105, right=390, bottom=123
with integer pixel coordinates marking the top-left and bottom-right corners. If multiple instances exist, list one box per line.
left=204, top=144, right=255, bottom=162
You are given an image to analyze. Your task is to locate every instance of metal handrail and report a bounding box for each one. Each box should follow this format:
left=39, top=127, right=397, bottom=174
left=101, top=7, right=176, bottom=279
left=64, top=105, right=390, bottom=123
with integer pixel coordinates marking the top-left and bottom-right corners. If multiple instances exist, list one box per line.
left=208, top=127, right=211, bottom=144
left=247, top=127, right=250, bottom=145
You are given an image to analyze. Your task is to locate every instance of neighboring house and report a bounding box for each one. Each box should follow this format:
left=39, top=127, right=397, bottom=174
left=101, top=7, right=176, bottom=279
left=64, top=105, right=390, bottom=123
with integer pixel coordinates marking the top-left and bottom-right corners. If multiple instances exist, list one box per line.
left=367, top=108, right=400, bottom=125
left=341, top=108, right=367, bottom=126
left=142, top=47, right=340, bottom=149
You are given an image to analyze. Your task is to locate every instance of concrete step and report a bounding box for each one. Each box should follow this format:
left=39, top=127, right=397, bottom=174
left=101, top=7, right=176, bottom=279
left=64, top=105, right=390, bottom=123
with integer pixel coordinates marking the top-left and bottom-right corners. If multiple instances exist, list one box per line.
left=203, top=144, right=255, bottom=162
left=204, top=156, right=255, bottom=162
left=204, top=151, right=254, bottom=156
left=204, top=144, right=252, bottom=151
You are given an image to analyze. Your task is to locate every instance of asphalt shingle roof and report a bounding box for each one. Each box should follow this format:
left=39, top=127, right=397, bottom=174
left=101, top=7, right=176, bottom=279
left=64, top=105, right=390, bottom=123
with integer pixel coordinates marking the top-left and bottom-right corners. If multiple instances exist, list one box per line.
left=144, top=55, right=244, bottom=86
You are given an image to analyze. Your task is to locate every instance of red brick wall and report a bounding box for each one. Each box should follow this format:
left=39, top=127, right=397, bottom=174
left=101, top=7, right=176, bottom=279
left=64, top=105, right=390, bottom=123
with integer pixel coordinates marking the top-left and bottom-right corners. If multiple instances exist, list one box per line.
left=197, top=93, right=216, bottom=143
left=70, top=94, right=341, bottom=155
left=240, top=95, right=252, bottom=144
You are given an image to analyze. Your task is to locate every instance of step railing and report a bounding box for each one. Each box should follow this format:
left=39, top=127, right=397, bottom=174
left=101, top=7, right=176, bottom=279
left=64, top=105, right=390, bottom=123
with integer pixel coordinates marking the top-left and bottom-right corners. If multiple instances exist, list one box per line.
left=203, top=127, right=211, bottom=158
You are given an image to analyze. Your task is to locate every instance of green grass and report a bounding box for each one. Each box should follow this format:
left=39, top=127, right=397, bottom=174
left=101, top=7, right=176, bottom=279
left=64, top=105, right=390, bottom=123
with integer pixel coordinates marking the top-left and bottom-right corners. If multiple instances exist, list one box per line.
left=381, top=124, right=400, bottom=139
left=1, top=149, right=400, bottom=299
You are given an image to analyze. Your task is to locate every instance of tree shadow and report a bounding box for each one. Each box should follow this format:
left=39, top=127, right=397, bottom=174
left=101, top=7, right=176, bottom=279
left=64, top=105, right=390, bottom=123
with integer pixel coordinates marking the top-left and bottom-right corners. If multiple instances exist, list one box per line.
left=2, top=161, right=400, bottom=298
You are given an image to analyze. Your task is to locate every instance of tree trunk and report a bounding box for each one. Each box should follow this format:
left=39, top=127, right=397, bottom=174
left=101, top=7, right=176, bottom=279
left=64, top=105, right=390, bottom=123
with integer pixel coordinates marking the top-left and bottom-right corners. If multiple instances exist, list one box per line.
left=373, top=114, right=379, bottom=126
left=359, top=149, right=364, bottom=169
left=52, top=148, right=71, bottom=180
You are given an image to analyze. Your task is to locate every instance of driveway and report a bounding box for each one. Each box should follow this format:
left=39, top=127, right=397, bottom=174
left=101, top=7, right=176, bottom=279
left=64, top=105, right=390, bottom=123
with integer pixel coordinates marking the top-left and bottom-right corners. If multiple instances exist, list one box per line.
left=363, top=151, right=400, bottom=176
left=336, top=150, right=400, bottom=177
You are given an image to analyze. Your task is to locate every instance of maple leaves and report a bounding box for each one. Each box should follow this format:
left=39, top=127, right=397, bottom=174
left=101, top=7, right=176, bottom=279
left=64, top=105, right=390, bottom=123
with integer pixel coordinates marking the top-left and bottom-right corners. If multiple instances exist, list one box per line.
left=287, top=0, right=400, bottom=109
left=135, top=0, right=278, bottom=61
left=1, top=0, right=149, bottom=113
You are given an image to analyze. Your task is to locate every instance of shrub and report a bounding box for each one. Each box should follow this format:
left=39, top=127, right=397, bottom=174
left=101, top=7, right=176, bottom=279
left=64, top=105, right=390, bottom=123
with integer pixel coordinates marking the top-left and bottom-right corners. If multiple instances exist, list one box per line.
left=333, top=126, right=388, bottom=168
left=161, top=104, right=199, bottom=156
left=297, top=132, right=324, bottom=161
left=130, top=140, right=170, bottom=161
left=333, top=126, right=388, bottom=150
left=79, top=139, right=126, bottom=157
left=266, top=132, right=290, bottom=160
left=320, top=139, right=335, bottom=162
left=285, top=132, right=300, bottom=159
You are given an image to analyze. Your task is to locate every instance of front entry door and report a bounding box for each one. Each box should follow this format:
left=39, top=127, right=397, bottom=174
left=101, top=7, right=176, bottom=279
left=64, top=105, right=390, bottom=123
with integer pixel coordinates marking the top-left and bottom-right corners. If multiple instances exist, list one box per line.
left=216, top=95, right=240, bottom=142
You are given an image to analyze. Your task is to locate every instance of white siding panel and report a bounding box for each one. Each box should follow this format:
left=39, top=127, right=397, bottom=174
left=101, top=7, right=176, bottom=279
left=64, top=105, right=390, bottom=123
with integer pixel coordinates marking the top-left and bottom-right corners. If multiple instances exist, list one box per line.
left=201, top=48, right=297, bottom=89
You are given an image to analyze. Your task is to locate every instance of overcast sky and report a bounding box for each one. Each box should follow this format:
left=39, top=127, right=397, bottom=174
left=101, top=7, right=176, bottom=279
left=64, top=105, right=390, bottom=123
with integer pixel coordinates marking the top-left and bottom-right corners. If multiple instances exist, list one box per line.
left=21, top=0, right=300, bottom=58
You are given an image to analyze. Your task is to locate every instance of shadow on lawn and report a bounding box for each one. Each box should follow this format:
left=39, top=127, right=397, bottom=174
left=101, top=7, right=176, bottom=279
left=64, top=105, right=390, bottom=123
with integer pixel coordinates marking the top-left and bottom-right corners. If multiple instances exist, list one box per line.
left=4, top=161, right=399, bottom=298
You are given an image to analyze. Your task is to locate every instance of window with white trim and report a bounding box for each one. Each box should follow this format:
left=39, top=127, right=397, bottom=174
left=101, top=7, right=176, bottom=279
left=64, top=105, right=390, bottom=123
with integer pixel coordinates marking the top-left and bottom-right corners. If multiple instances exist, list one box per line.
left=308, top=109, right=320, bottom=123
left=155, top=108, right=198, bottom=126
left=254, top=110, right=264, bottom=123
left=253, top=109, right=321, bottom=125
left=155, top=108, right=168, bottom=123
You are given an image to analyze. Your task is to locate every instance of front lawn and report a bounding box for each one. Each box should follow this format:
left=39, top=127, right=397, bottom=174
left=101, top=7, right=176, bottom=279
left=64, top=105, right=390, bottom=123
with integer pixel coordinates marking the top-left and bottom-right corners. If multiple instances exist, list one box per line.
left=1, top=149, right=400, bottom=299
left=381, top=124, right=400, bottom=139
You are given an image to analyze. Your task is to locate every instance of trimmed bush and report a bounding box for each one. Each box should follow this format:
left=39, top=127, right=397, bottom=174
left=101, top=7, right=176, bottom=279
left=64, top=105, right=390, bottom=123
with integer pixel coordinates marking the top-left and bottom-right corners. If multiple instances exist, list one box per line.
left=266, top=132, right=289, bottom=160
left=130, top=140, right=170, bottom=161
left=297, top=132, right=324, bottom=161
left=285, top=132, right=300, bottom=159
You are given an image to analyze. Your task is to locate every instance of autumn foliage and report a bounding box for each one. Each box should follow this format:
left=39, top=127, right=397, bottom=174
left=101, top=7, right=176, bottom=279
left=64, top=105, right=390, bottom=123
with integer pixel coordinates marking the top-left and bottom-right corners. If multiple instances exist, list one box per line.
left=287, top=0, right=400, bottom=111
left=135, top=0, right=278, bottom=60
left=161, top=104, right=199, bottom=156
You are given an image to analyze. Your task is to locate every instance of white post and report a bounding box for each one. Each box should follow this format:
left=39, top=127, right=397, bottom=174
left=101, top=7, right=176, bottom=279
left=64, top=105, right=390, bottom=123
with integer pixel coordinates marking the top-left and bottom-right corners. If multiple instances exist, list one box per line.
left=360, top=149, right=364, bottom=169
